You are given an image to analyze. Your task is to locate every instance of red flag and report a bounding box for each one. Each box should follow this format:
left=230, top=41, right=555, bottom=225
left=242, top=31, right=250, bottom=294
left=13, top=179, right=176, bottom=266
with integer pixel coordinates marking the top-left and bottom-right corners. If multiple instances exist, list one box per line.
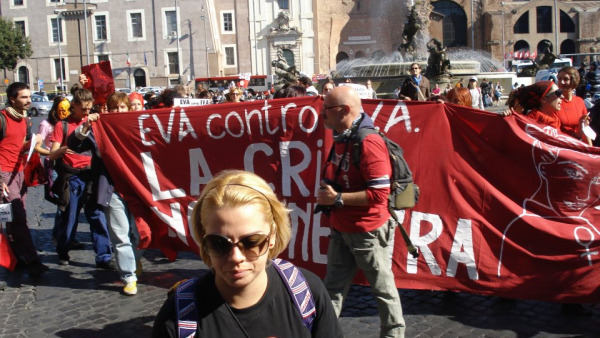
left=81, top=61, right=115, bottom=105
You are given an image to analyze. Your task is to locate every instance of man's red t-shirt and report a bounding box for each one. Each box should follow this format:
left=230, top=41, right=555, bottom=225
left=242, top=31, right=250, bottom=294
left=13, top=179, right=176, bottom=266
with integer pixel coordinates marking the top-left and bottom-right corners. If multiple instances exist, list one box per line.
left=50, top=116, right=92, bottom=169
left=325, top=133, right=392, bottom=233
left=0, top=110, right=27, bottom=172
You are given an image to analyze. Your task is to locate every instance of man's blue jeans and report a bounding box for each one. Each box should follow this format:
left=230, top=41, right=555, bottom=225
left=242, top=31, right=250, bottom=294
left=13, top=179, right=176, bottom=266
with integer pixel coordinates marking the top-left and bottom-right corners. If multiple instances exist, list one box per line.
left=55, top=175, right=112, bottom=263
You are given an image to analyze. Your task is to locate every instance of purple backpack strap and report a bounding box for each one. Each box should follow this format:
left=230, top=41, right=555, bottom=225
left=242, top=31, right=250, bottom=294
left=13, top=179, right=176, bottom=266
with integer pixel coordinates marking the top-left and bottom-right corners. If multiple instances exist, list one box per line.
left=272, top=258, right=317, bottom=331
left=175, top=278, right=199, bottom=338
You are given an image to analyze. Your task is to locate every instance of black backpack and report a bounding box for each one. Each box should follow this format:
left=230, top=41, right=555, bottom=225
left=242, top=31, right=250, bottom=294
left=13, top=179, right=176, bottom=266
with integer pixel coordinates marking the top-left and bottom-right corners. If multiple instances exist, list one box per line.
left=352, top=127, right=420, bottom=258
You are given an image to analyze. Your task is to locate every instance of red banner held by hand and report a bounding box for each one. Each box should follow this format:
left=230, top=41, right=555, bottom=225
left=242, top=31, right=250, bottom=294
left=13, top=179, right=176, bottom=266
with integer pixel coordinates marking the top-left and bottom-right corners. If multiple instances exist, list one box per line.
left=92, top=98, right=600, bottom=303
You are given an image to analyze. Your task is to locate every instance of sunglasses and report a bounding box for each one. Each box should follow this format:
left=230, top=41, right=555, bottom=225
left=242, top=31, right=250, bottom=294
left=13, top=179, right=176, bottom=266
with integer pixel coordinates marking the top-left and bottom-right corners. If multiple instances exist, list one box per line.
left=547, top=89, right=563, bottom=99
left=202, top=227, right=272, bottom=260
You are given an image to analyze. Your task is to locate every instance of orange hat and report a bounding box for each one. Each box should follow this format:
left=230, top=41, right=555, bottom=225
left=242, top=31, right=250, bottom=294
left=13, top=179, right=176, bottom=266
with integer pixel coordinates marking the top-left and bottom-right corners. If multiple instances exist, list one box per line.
left=57, top=99, right=70, bottom=120
left=129, top=92, right=144, bottom=104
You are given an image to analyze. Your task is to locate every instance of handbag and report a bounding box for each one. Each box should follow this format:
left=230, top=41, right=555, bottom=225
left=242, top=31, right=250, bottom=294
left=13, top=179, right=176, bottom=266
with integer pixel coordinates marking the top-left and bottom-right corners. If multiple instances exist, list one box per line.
left=24, top=152, right=47, bottom=187
left=0, top=222, right=17, bottom=271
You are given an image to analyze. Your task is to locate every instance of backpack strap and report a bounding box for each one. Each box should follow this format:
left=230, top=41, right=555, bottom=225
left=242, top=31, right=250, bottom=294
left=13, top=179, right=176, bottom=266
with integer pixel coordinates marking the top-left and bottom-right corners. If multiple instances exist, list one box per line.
left=272, top=258, right=316, bottom=331
left=175, top=277, right=199, bottom=338
left=61, top=120, right=68, bottom=146
left=0, top=112, right=6, bottom=142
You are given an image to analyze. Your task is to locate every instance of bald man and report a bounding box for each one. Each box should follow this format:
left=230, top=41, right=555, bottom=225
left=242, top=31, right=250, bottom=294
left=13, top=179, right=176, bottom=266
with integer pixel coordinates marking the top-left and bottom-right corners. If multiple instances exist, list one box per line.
left=317, top=86, right=406, bottom=337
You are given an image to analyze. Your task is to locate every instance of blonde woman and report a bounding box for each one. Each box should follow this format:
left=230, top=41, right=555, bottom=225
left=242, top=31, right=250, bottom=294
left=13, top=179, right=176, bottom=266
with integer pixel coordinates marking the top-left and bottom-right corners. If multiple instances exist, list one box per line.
left=153, top=170, right=342, bottom=337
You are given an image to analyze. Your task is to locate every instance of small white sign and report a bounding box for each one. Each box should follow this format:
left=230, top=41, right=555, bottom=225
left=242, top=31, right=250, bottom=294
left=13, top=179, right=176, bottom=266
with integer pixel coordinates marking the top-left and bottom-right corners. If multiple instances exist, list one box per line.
left=338, top=83, right=370, bottom=99
left=174, top=98, right=212, bottom=107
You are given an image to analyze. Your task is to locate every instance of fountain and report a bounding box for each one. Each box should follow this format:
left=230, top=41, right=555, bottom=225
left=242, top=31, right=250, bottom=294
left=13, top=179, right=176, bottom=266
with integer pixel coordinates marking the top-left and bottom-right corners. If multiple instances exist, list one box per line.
left=331, top=2, right=517, bottom=98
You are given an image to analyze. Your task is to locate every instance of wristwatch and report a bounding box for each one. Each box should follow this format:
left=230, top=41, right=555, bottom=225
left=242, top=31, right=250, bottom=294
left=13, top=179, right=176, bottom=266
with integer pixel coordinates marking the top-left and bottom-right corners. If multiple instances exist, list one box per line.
left=334, top=192, right=344, bottom=208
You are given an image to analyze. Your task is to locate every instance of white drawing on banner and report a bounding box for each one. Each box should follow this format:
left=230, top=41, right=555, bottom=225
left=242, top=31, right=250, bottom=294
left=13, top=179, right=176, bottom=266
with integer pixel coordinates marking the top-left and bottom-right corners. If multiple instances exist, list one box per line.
left=497, top=124, right=600, bottom=276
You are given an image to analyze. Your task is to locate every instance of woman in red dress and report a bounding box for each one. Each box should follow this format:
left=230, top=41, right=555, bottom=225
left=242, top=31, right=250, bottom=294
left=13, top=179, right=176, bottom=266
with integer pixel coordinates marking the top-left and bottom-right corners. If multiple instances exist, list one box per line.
left=554, top=66, right=592, bottom=145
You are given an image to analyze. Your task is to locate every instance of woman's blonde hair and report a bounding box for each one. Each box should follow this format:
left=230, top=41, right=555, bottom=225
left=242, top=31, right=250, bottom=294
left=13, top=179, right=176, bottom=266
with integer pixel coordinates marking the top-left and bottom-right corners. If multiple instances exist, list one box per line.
left=190, top=170, right=291, bottom=267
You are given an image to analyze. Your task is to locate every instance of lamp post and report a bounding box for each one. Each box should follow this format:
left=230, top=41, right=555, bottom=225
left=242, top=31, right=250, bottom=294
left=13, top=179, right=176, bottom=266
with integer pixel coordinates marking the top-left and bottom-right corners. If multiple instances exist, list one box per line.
left=501, top=2, right=506, bottom=69
left=54, top=9, right=64, bottom=91
left=554, top=0, right=559, bottom=54
left=470, top=0, right=475, bottom=50
left=83, top=0, right=90, bottom=65
left=174, top=0, right=181, bottom=84
left=201, top=6, right=209, bottom=77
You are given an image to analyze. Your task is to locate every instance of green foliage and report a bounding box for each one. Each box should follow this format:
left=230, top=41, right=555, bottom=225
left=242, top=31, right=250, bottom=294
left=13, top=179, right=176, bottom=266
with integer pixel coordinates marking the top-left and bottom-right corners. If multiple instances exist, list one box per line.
left=0, top=17, right=33, bottom=71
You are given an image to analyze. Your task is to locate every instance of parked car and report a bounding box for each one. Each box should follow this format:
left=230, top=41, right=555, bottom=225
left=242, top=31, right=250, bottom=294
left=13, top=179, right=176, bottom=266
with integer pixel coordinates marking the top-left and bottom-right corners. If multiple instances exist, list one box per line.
left=136, top=86, right=164, bottom=95
left=28, top=94, right=53, bottom=116
left=116, top=88, right=132, bottom=94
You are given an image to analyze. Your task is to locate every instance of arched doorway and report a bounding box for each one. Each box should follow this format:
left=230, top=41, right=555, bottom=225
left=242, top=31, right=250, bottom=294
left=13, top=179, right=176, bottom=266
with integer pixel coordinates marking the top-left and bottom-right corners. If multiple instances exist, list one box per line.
left=432, top=0, right=468, bottom=47
left=134, top=68, right=146, bottom=88
left=336, top=52, right=349, bottom=63
left=560, top=39, right=576, bottom=55
left=18, top=66, right=29, bottom=86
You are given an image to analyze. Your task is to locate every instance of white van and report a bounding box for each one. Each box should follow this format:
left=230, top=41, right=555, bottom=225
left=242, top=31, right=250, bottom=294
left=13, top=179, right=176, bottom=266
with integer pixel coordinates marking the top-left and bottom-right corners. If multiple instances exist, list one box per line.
left=534, top=58, right=573, bottom=82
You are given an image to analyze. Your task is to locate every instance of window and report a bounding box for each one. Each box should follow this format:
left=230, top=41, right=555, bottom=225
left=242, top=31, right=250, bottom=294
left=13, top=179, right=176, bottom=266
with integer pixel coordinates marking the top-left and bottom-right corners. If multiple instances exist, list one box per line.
left=221, top=11, right=235, bottom=34
left=431, top=0, right=468, bottom=47
left=14, top=20, right=26, bottom=37
left=167, top=51, right=180, bottom=74
left=50, top=17, right=64, bottom=43
left=224, top=45, right=236, bottom=67
left=514, top=12, right=529, bottom=34
left=282, top=49, right=295, bottom=66
left=536, top=6, right=552, bottom=33
left=48, top=0, right=63, bottom=4
left=130, top=12, right=143, bottom=38
left=10, top=0, right=26, bottom=9
left=95, top=15, right=108, bottom=40
left=278, top=0, right=289, bottom=10
left=97, top=54, right=109, bottom=63
left=53, top=58, right=66, bottom=81
left=165, top=10, right=177, bottom=36
left=560, top=10, right=575, bottom=33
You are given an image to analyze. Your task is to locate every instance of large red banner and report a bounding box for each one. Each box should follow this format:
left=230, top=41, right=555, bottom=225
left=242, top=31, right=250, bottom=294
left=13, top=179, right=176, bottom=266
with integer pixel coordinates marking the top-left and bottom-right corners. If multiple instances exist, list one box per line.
left=94, top=97, right=600, bottom=302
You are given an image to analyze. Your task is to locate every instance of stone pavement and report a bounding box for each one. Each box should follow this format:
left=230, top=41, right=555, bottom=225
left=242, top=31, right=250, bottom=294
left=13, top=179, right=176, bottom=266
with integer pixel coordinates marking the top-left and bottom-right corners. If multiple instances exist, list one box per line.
left=1, top=121, right=598, bottom=337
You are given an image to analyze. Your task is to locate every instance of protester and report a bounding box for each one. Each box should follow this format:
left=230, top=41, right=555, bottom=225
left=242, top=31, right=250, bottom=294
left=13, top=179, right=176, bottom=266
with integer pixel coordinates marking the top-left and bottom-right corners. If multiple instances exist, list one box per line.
left=224, top=87, right=243, bottom=103
left=273, top=85, right=307, bottom=98
left=446, top=87, right=472, bottom=107
left=398, top=62, right=430, bottom=101
left=431, top=83, right=441, bottom=96
left=467, top=77, right=484, bottom=110
left=554, top=66, right=592, bottom=145
left=493, top=82, right=503, bottom=106
left=480, top=78, right=491, bottom=107
left=506, top=81, right=563, bottom=129
left=34, top=96, right=76, bottom=229
left=152, top=170, right=342, bottom=337
left=143, top=92, right=157, bottom=110
left=299, top=75, right=319, bottom=96
left=153, top=88, right=180, bottom=108
left=49, top=88, right=114, bottom=268
left=0, top=82, right=49, bottom=277
left=128, top=92, right=144, bottom=111
left=321, top=78, right=335, bottom=95
left=366, top=79, right=378, bottom=99
left=318, top=85, right=406, bottom=337
left=68, top=91, right=141, bottom=295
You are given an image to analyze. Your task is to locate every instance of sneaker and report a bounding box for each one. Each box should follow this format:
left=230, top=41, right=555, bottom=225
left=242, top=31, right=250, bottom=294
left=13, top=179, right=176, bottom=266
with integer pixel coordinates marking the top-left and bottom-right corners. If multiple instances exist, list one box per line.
left=122, top=281, right=137, bottom=296
left=96, top=260, right=117, bottom=270
left=27, top=261, right=50, bottom=277
left=58, top=259, right=69, bottom=266
left=0, top=280, right=6, bottom=290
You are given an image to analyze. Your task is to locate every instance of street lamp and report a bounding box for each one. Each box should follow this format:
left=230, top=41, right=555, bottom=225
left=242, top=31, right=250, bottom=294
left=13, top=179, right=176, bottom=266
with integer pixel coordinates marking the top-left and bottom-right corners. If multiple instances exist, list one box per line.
left=201, top=6, right=209, bottom=77
left=54, top=9, right=64, bottom=91
left=174, top=0, right=181, bottom=84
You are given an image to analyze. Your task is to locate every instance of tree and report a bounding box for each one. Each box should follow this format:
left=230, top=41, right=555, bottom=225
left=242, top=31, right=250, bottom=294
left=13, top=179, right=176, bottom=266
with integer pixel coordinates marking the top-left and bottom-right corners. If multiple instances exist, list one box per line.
left=0, top=17, right=33, bottom=71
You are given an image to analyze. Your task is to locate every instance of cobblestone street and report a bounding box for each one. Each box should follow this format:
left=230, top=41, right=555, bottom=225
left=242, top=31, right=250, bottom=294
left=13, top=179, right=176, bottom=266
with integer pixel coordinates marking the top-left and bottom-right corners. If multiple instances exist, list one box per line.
left=0, top=177, right=598, bottom=337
